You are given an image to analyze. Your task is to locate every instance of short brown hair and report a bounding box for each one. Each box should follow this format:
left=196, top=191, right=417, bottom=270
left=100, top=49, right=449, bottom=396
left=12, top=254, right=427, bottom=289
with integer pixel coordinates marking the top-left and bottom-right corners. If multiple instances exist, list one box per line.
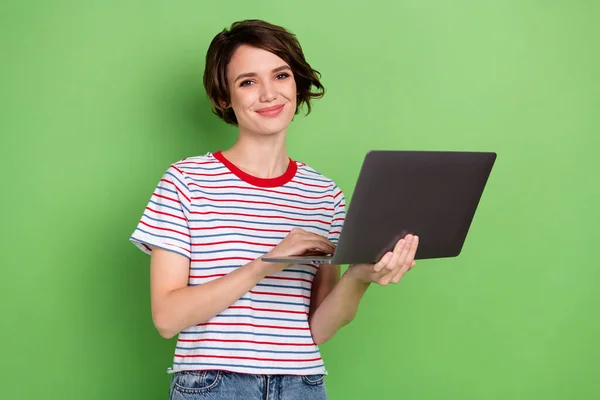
left=203, top=19, right=325, bottom=125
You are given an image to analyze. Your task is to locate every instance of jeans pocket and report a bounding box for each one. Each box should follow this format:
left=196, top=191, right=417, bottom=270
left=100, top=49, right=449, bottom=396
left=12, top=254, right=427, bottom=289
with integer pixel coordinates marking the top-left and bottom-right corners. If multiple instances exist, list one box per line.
left=301, top=374, right=325, bottom=386
left=172, top=370, right=223, bottom=395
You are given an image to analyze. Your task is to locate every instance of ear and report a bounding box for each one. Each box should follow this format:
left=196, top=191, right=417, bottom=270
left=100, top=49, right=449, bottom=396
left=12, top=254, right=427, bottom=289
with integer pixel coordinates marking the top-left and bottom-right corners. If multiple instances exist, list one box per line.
left=214, top=98, right=228, bottom=110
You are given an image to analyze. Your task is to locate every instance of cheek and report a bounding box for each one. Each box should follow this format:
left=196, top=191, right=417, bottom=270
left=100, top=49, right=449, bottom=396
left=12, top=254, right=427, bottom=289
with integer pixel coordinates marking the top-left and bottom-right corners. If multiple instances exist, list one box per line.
left=287, top=80, right=298, bottom=103
left=230, top=89, right=257, bottom=114
left=283, top=82, right=298, bottom=111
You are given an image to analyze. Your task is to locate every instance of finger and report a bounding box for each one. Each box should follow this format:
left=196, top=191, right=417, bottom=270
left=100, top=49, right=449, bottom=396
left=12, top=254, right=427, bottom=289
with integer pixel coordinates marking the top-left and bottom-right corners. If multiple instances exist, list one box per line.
left=298, top=229, right=328, bottom=239
left=383, top=235, right=414, bottom=284
left=315, top=237, right=336, bottom=252
left=385, top=238, right=407, bottom=271
left=390, top=268, right=403, bottom=283
left=398, top=236, right=418, bottom=274
left=375, top=238, right=409, bottom=284
left=391, top=261, right=416, bottom=283
left=290, top=228, right=332, bottom=244
left=391, top=238, right=419, bottom=283
left=300, top=231, right=336, bottom=249
left=380, top=266, right=402, bottom=285
left=395, top=234, right=415, bottom=269
left=405, top=235, right=419, bottom=266
left=381, top=258, right=405, bottom=284
left=372, top=251, right=393, bottom=272
left=299, top=239, right=335, bottom=255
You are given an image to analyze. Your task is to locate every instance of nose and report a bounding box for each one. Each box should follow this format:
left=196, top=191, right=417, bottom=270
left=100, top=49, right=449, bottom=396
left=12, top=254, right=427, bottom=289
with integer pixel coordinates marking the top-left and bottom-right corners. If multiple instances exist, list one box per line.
left=259, top=80, right=277, bottom=103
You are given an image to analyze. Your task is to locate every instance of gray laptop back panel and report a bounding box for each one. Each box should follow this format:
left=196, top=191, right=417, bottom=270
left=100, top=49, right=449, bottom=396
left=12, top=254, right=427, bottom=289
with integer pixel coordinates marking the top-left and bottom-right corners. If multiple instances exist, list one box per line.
left=330, top=150, right=496, bottom=265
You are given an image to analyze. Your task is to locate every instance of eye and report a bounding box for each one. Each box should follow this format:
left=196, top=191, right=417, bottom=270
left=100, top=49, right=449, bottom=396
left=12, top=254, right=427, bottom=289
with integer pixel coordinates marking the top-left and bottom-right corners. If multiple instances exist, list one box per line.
left=275, top=72, right=290, bottom=80
left=239, top=80, right=254, bottom=87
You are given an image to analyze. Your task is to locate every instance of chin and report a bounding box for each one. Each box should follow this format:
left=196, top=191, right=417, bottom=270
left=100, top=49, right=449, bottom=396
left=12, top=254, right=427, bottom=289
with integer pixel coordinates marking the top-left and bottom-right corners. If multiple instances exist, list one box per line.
left=253, top=116, right=294, bottom=136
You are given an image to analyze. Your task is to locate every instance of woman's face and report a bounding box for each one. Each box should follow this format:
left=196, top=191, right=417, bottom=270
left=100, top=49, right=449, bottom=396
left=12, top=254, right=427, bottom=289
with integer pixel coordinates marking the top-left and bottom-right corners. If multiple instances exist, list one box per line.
left=225, top=45, right=297, bottom=136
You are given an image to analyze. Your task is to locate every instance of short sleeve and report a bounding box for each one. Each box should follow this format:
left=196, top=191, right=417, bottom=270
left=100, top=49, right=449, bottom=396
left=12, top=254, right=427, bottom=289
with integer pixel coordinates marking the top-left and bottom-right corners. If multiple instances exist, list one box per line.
left=328, top=184, right=346, bottom=245
left=129, top=164, right=192, bottom=259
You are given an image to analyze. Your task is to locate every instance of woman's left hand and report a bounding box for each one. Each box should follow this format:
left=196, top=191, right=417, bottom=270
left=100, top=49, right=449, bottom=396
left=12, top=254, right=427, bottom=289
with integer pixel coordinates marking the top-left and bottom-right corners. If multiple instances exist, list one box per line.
left=346, top=234, right=419, bottom=285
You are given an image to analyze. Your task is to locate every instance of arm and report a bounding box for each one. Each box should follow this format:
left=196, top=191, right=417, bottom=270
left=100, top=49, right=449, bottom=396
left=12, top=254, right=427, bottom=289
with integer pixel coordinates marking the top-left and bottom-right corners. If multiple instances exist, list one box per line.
left=150, top=228, right=336, bottom=339
left=309, top=264, right=370, bottom=344
left=133, top=166, right=336, bottom=339
left=308, top=184, right=370, bottom=344
left=308, top=235, right=420, bottom=344
left=150, top=247, right=272, bottom=339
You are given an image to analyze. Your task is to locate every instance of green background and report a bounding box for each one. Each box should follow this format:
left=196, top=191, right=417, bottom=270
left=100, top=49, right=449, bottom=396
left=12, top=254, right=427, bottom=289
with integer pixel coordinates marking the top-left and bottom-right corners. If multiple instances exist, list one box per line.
left=2, top=1, right=599, bottom=399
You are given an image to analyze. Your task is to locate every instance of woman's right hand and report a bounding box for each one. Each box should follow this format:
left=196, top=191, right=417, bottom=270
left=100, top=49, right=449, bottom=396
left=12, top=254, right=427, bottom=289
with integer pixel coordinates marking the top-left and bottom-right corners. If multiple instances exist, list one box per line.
left=260, top=228, right=336, bottom=273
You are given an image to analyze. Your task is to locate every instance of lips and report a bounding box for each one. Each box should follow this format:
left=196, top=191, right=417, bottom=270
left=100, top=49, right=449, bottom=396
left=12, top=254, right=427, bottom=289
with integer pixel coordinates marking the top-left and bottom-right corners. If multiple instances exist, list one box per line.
left=256, top=104, right=284, bottom=117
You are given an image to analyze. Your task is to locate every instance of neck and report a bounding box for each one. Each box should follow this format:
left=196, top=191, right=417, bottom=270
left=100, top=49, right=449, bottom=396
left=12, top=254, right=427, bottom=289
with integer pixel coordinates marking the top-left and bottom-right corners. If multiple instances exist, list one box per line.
left=221, top=129, right=290, bottom=179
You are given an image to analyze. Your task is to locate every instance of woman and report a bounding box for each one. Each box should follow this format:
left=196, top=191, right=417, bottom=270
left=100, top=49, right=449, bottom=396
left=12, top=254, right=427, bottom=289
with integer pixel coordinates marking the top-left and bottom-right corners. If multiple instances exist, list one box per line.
left=130, top=19, right=419, bottom=400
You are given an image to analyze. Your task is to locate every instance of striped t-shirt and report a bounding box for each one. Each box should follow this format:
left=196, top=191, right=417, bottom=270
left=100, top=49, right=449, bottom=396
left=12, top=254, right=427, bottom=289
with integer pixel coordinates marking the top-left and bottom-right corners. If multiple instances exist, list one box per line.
left=130, top=151, right=346, bottom=376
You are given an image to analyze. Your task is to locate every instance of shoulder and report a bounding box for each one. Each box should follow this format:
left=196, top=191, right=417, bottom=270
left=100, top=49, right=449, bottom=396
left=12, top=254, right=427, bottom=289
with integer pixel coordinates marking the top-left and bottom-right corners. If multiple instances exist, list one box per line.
left=157, top=153, right=224, bottom=191
left=294, top=160, right=334, bottom=186
left=168, top=152, right=222, bottom=175
left=293, top=160, right=344, bottom=199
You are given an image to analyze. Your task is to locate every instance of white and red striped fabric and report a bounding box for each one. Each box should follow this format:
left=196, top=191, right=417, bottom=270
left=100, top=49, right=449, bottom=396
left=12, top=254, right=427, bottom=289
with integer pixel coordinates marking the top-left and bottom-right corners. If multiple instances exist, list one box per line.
left=130, top=151, right=346, bottom=375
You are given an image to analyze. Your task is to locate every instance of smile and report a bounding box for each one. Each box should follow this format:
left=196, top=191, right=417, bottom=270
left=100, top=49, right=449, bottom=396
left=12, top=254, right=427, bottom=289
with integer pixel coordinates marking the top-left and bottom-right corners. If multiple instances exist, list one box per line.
left=256, top=104, right=284, bottom=117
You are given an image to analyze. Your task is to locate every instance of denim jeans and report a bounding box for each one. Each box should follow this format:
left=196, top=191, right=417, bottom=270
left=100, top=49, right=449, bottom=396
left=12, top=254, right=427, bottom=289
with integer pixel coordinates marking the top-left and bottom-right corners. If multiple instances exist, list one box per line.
left=168, top=370, right=328, bottom=400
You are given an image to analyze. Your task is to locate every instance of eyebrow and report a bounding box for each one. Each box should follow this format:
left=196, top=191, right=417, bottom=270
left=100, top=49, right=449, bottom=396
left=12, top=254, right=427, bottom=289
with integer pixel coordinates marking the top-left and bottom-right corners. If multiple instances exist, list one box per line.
left=234, top=65, right=291, bottom=83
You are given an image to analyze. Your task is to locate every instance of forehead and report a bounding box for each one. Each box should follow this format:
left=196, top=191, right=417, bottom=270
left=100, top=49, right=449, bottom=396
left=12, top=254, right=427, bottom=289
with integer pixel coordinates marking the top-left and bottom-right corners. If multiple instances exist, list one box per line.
left=227, top=45, right=289, bottom=78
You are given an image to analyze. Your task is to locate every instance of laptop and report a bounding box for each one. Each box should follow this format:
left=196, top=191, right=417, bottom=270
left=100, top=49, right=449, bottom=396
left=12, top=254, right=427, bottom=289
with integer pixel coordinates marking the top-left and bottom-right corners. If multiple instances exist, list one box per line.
left=261, top=150, right=497, bottom=265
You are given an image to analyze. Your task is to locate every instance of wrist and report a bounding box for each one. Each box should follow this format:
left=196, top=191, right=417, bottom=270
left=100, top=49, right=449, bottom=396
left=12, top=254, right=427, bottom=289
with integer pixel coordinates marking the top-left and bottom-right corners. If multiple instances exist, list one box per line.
left=246, top=258, right=271, bottom=280
left=342, top=266, right=371, bottom=288
left=247, top=257, right=285, bottom=279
